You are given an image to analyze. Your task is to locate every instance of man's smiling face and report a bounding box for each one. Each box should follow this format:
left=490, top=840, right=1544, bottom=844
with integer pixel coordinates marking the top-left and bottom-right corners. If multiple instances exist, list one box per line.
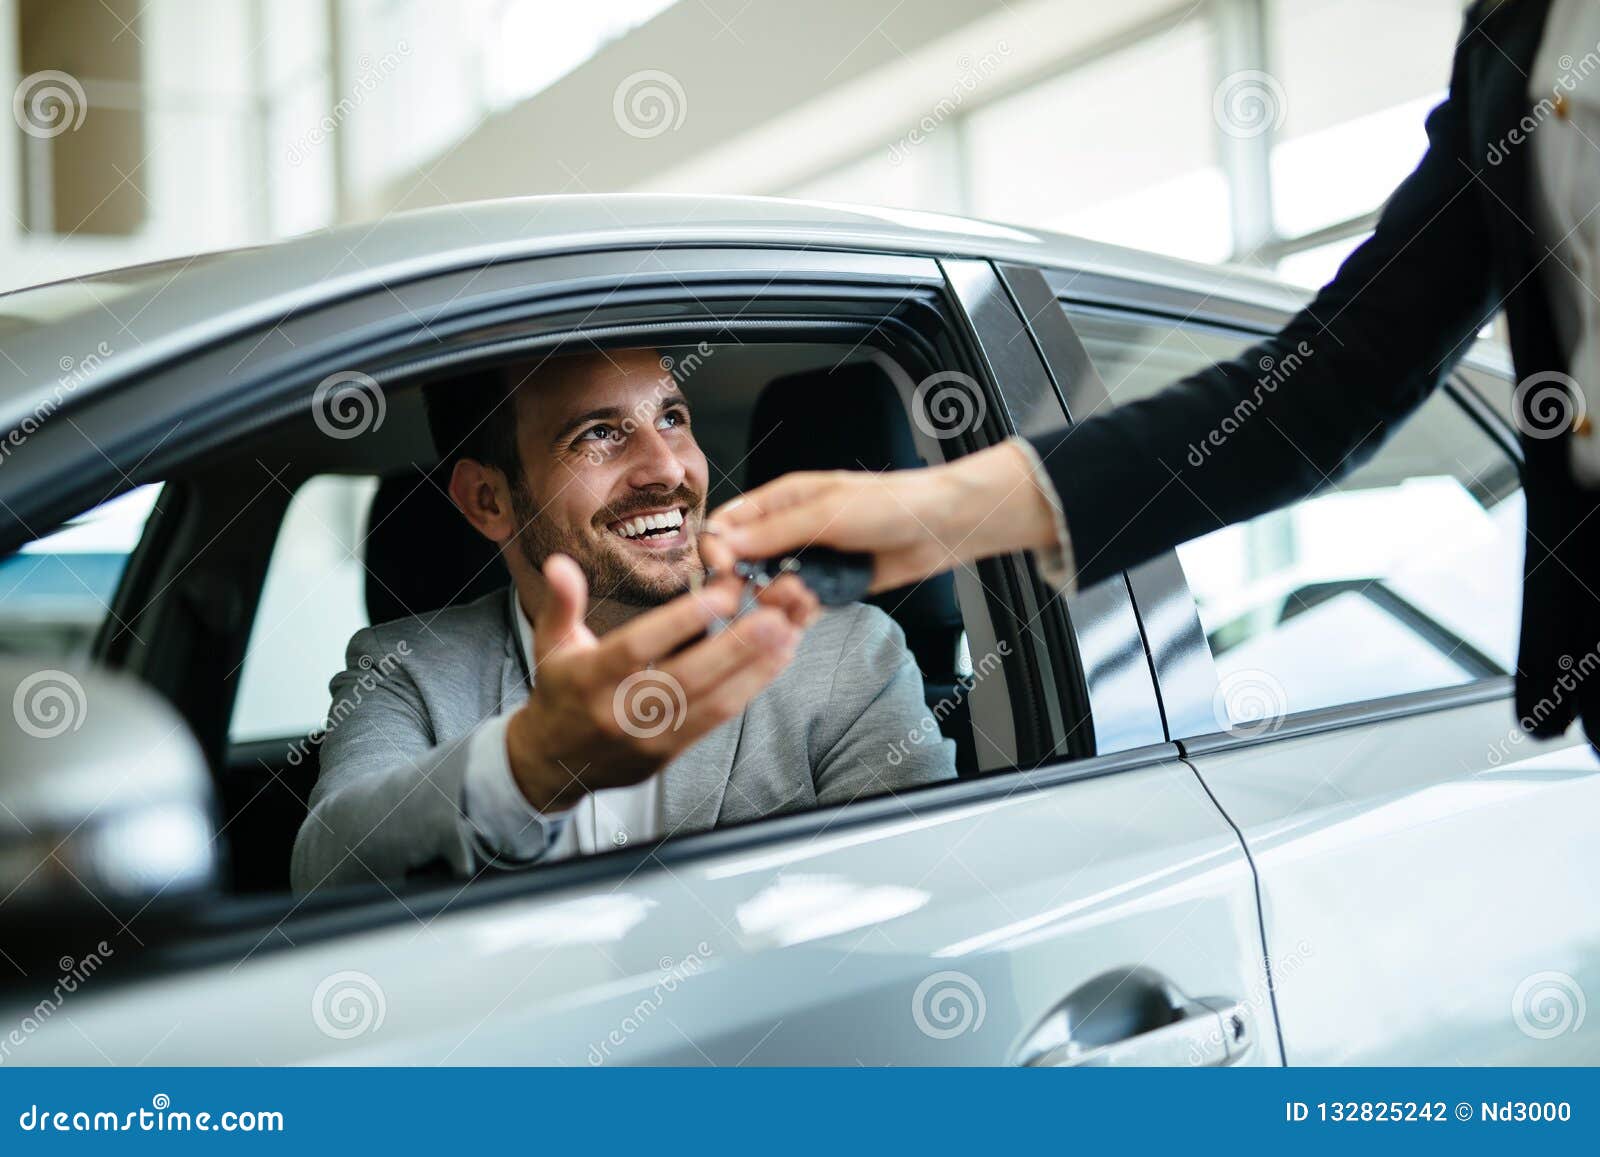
left=508, top=348, right=709, bottom=607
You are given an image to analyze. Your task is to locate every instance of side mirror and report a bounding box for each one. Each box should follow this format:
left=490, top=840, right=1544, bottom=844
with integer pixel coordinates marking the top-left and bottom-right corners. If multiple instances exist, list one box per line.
left=0, top=660, right=221, bottom=931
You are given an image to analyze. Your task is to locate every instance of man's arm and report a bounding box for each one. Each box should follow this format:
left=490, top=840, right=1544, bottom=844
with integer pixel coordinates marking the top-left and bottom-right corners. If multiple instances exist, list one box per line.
left=809, top=604, right=958, bottom=805
left=1031, top=33, right=1496, bottom=588
left=296, top=561, right=816, bottom=893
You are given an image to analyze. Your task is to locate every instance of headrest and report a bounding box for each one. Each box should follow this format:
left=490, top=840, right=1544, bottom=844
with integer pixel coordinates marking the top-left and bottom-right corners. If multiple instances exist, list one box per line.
left=745, top=362, right=924, bottom=482
left=744, top=362, right=964, bottom=644
left=364, top=467, right=508, bottom=625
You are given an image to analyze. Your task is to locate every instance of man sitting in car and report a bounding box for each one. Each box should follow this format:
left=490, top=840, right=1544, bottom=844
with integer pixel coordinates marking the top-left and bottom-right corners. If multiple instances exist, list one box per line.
left=290, top=347, right=956, bottom=892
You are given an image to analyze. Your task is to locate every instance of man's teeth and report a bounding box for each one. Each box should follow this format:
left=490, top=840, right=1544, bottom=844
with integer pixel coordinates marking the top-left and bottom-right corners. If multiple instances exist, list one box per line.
left=613, top=509, right=686, bottom=539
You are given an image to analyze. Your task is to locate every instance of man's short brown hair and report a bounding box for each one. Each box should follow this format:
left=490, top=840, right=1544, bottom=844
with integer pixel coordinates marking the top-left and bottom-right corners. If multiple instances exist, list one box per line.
left=421, top=365, right=521, bottom=480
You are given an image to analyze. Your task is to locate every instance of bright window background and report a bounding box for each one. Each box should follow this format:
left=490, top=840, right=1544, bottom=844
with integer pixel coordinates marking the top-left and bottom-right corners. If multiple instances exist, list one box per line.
left=1067, top=309, right=1523, bottom=723
left=0, top=484, right=161, bottom=659
left=2, top=0, right=676, bottom=289
left=1267, top=0, right=1457, bottom=237
left=781, top=0, right=1464, bottom=285
left=231, top=474, right=376, bottom=743
left=964, top=21, right=1230, bottom=264
left=3, top=0, right=1476, bottom=293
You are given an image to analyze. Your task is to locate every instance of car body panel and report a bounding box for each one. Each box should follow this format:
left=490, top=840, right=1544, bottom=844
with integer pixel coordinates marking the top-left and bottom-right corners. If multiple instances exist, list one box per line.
left=1186, top=694, right=1600, bottom=1064
left=17, top=759, right=1276, bottom=1066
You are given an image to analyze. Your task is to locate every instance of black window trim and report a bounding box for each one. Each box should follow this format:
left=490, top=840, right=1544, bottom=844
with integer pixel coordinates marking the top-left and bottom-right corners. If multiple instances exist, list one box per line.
left=0, top=248, right=946, bottom=552
left=942, top=258, right=1090, bottom=762
left=985, top=261, right=1171, bottom=755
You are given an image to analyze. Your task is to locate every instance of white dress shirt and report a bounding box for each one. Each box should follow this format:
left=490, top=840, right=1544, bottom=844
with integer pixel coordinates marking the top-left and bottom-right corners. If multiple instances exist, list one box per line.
left=460, top=586, right=664, bottom=862
left=1528, top=0, right=1600, bottom=488
left=1010, top=436, right=1078, bottom=593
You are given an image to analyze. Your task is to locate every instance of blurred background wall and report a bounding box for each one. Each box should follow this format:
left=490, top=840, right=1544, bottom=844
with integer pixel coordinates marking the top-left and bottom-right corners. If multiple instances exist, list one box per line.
left=1, top=0, right=1465, bottom=295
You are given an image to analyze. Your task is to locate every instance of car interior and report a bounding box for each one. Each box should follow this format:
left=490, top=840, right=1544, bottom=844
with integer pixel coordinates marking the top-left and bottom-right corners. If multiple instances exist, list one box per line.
left=12, top=339, right=1047, bottom=898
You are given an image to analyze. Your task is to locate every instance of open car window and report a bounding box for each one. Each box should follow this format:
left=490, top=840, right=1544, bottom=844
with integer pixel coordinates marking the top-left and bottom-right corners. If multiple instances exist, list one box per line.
left=0, top=483, right=161, bottom=660
left=168, top=332, right=1044, bottom=898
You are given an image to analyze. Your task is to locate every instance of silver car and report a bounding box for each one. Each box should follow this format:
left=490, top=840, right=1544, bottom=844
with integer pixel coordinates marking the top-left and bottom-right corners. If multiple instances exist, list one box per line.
left=2, top=196, right=1595, bottom=1066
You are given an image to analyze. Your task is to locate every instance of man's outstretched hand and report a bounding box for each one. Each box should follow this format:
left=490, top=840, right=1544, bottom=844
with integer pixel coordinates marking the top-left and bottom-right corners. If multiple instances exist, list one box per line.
left=504, top=554, right=818, bottom=813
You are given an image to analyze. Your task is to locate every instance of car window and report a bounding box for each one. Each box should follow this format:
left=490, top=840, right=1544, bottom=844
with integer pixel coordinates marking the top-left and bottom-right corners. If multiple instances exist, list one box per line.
left=204, top=338, right=1008, bottom=895
left=0, top=484, right=162, bottom=659
left=1066, top=308, right=1523, bottom=722
left=230, top=474, right=377, bottom=743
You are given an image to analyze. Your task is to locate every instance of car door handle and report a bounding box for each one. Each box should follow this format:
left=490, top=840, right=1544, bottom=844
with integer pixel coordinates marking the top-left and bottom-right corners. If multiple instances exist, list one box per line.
left=1013, top=966, right=1254, bottom=1067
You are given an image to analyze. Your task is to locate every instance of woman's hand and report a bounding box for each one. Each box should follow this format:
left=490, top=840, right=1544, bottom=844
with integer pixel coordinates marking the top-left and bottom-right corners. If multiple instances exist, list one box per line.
left=702, top=440, right=1061, bottom=593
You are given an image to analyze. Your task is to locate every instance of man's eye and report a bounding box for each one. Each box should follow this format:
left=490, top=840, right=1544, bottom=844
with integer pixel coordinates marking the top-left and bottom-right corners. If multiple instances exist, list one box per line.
left=657, top=408, right=688, bottom=429
left=578, top=424, right=619, bottom=444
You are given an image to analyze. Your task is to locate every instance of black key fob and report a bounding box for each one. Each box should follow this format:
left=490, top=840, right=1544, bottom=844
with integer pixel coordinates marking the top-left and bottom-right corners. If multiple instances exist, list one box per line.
left=737, top=546, right=874, bottom=607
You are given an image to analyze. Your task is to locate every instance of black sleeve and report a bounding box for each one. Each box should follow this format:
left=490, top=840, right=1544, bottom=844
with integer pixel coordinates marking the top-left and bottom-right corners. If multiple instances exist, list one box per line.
left=1031, top=31, right=1499, bottom=588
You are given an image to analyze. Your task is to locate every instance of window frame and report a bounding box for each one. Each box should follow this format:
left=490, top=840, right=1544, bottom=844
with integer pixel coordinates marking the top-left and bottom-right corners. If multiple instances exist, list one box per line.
left=982, top=262, right=1171, bottom=754
left=1038, top=270, right=1526, bottom=753
left=113, top=247, right=1095, bottom=779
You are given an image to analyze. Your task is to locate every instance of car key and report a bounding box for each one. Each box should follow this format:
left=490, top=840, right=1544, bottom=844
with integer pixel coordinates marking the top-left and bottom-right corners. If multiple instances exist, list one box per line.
left=703, top=546, right=874, bottom=637
left=735, top=546, right=875, bottom=607
left=706, top=576, right=761, bottom=636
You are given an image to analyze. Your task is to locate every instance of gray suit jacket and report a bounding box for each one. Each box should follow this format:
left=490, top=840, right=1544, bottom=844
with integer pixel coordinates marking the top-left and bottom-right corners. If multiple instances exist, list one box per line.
left=291, top=589, right=957, bottom=892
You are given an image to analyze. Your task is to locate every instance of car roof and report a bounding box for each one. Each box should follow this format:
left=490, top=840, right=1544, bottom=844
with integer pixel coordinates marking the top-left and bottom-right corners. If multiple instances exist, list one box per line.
left=0, top=194, right=1316, bottom=432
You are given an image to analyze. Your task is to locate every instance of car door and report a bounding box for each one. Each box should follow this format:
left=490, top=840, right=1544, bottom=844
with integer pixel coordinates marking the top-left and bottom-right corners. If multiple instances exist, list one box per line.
left=4, top=242, right=1275, bottom=1066
left=1042, top=279, right=1600, bottom=1066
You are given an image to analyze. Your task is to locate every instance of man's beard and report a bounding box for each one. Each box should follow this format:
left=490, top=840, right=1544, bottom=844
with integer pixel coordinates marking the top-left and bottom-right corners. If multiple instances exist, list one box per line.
left=510, top=481, right=702, bottom=608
